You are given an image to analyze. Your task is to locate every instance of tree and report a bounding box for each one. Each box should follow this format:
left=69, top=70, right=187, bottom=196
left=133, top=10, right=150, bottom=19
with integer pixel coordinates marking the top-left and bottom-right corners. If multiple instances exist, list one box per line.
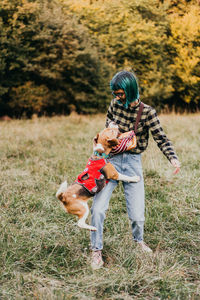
left=67, top=0, right=175, bottom=110
left=67, top=0, right=200, bottom=111
left=0, top=0, right=110, bottom=117
left=168, top=4, right=200, bottom=111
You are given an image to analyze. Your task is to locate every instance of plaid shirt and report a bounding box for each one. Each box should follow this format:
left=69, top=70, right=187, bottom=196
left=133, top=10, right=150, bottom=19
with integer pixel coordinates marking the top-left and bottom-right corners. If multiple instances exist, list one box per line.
left=106, top=99, right=178, bottom=161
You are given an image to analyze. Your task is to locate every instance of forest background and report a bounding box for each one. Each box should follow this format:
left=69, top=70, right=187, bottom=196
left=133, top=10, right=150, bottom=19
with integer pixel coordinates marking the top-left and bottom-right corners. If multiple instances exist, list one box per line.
left=1, top=1, right=200, bottom=298
left=0, top=0, right=200, bottom=118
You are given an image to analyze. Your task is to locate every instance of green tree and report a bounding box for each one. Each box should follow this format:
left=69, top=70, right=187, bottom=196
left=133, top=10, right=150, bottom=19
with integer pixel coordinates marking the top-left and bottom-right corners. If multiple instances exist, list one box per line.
left=10, top=82, right=50, bottom=117
left=0, top=0, right=110, bottom=117
left=0, top=0, right=39, bottom=115
left=67, top=0, right=175, bottom=110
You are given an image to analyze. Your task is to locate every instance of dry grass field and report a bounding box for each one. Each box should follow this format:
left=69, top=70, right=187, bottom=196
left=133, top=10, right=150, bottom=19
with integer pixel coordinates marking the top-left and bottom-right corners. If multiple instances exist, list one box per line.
left=0, top=113, right=199, bottom=299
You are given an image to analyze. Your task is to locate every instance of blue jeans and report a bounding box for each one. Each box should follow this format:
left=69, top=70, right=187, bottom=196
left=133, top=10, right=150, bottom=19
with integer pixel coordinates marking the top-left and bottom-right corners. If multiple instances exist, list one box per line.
left=90, top=152, right=145, bottom=250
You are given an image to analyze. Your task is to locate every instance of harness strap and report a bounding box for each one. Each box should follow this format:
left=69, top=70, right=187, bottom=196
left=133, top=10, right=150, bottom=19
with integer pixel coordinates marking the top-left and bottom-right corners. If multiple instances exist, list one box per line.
left=134, top=102, right=144, bottom=134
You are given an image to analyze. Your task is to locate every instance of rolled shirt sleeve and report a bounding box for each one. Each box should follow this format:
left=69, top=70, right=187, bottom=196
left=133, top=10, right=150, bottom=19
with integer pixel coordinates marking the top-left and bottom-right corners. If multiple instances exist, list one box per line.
left=146, top=108, right=178, bottom=161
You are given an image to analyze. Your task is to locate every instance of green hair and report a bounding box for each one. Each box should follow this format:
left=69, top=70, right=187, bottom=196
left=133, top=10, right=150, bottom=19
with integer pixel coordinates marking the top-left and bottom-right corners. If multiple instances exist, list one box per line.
left=110, top=71, right=140, bottom=108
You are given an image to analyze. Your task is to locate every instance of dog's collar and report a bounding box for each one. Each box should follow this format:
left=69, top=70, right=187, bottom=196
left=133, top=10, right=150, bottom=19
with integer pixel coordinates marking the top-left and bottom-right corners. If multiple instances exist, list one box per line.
left=94, top=151, right=109, bottom=159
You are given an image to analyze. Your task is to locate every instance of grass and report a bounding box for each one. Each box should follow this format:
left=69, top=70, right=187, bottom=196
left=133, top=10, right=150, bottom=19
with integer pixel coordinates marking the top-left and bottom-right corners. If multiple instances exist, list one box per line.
left=0, top=113, right=199, bottom=299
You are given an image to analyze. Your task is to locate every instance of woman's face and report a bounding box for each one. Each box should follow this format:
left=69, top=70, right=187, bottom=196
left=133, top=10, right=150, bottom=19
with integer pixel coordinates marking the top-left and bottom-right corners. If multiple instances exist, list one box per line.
left=112, top=89, right=126, bottom=104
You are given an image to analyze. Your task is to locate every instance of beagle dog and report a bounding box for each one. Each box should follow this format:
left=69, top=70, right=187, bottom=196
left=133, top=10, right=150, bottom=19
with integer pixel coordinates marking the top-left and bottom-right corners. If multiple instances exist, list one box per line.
left=56, top=127, right=140, bottom=231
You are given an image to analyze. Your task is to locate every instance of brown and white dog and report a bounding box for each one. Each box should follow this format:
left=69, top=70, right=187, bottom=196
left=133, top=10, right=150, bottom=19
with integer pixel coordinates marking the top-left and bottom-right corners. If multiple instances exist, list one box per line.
left=56, top=128, right=140, bottom=231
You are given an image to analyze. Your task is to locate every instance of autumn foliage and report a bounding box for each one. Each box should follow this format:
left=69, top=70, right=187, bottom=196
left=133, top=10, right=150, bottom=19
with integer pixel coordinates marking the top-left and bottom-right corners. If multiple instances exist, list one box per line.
left=0, top=0, right=199, bottom=117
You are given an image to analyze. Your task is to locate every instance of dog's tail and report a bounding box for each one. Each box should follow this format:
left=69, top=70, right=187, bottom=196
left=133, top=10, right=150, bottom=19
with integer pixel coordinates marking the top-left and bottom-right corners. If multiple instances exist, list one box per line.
left=56, top=180, right=68, bottom=201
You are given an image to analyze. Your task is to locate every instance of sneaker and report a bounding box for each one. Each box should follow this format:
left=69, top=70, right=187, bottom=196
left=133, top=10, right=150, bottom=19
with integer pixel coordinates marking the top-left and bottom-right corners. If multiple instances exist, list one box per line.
left=91, top=250, right=104, bottom=270
left=136, top=241, right=153, bottom=253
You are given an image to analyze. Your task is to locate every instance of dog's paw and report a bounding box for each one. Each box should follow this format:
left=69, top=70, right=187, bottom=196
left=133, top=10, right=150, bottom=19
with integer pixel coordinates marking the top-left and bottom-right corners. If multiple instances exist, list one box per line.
left=77, top=221, right=97, bottom=231
left=90, top=226, right=97, bottom=231
left=130, top=176, right=140, bottom=183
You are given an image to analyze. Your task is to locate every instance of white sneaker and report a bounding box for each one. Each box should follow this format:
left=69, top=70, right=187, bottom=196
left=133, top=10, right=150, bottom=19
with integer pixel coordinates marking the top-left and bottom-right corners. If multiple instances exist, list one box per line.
left=91, top=250, right=104, bottom=270
left=136, top=241, right=153, bottom=253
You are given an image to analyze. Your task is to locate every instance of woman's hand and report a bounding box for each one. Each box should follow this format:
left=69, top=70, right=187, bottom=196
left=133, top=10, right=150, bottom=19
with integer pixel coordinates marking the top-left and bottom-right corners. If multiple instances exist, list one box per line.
left=171, top=159, right=181, bottom=174
left=108, top=121, right=119, bottom=129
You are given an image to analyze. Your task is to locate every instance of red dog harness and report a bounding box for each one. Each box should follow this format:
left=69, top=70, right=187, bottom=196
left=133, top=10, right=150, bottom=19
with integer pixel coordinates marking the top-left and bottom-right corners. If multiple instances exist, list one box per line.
left=75, top=158, right=108, bottom=195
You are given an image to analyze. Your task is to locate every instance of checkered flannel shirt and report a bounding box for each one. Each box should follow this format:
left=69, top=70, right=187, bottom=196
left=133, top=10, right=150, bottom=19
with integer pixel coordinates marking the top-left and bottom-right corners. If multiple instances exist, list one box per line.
left=106, top=99, right=178, bottom=162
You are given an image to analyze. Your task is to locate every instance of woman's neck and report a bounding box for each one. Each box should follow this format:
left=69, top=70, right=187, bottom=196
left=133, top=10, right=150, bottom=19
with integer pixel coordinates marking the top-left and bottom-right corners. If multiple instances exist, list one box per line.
left=130, top=99, right=140, bottom=107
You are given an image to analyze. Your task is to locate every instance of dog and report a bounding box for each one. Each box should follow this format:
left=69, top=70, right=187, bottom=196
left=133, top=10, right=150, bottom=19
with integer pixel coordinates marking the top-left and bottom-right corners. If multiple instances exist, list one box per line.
left=56, top=127, right=140, bottom=231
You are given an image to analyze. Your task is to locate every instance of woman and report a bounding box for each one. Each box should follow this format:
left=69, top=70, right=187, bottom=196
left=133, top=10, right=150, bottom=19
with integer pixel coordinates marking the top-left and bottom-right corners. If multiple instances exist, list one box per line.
left=90, top=70, right=181, bottom=270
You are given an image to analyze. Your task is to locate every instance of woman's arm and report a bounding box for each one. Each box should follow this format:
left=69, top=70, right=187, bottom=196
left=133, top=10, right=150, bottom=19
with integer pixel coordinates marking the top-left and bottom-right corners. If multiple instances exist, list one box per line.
left=146, top=108, right=181, bottom=173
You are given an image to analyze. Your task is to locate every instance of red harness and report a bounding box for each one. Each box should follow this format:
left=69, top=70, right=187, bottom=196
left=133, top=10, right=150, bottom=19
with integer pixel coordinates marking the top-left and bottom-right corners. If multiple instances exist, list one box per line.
left=75, top=158, right=108, bottom=195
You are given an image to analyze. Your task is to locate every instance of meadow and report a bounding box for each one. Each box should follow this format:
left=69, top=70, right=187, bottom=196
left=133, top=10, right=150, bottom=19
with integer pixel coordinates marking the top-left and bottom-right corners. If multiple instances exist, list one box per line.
left=0, top=113, right=199, bottom=299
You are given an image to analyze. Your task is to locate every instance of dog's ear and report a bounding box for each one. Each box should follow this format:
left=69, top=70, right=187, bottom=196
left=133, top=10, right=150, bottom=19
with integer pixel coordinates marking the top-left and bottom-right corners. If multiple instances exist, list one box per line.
left=93, top=133, right=99, bottom=146
left=93, top=133, right=105, bottom=152
left=107, top=138, right=119, bottom=147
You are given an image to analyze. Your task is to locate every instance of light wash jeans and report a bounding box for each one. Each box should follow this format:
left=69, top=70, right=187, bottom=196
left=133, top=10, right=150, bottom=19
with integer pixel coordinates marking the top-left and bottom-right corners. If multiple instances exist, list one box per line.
left=90, top=152, right=145, bottom=250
